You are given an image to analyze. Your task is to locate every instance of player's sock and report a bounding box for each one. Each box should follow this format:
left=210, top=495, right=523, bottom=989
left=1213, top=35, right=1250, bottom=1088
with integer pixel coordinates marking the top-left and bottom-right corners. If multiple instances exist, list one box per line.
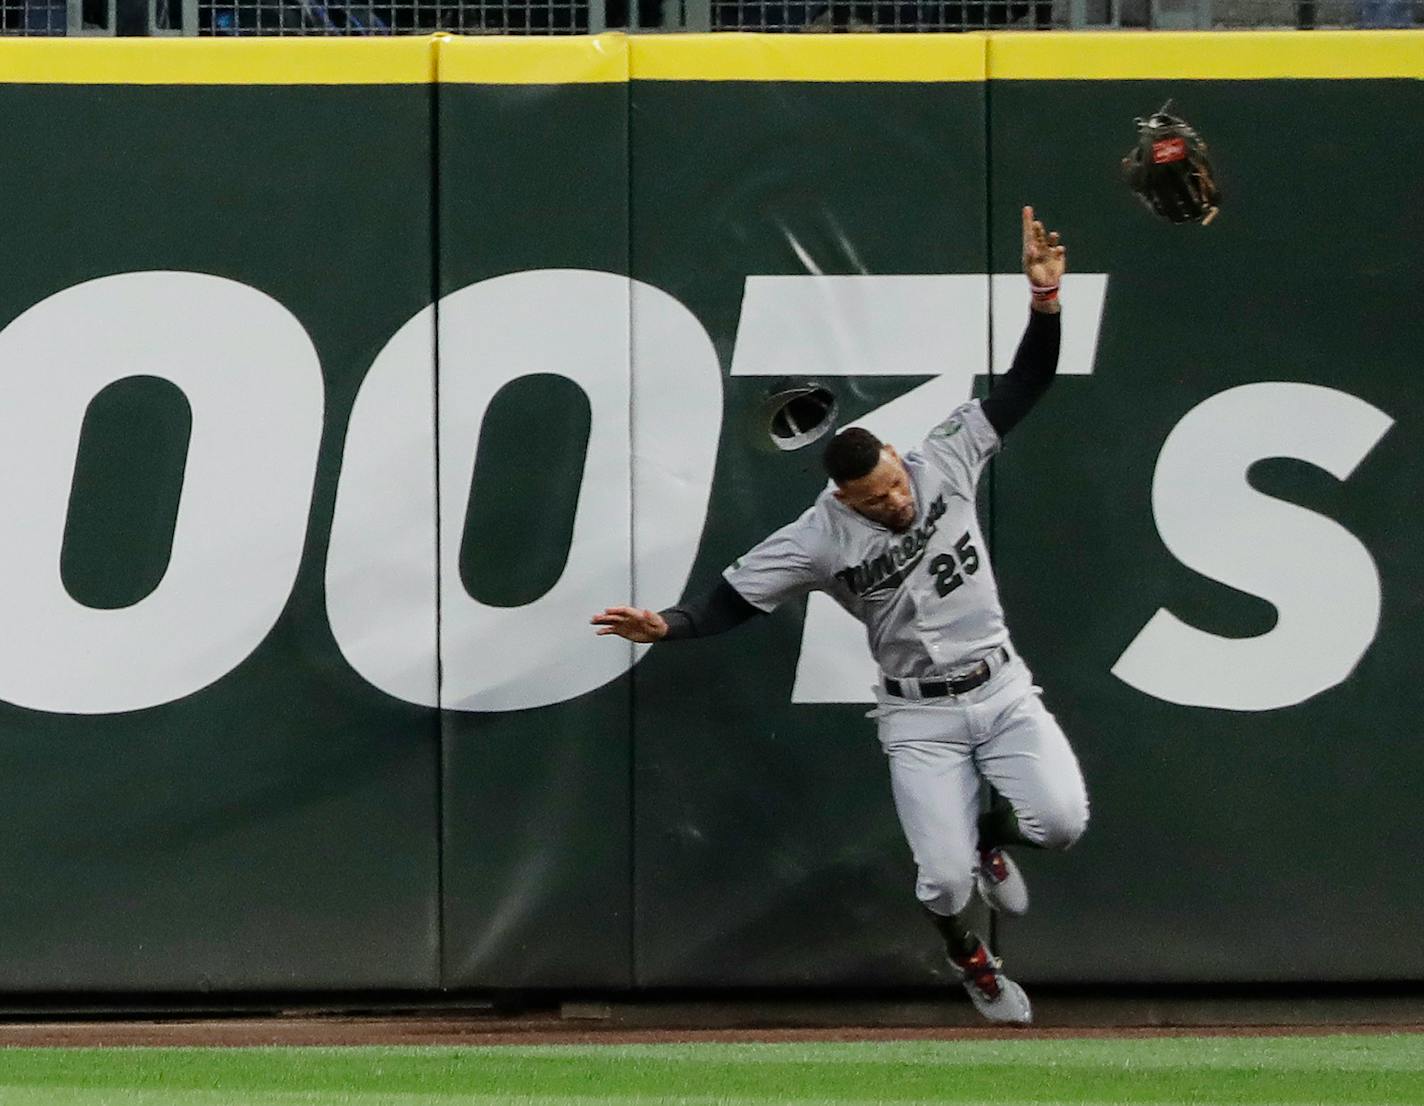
left=978, top=790, right=1035, bottom=849
left=923, top=905, right=980, bottom=958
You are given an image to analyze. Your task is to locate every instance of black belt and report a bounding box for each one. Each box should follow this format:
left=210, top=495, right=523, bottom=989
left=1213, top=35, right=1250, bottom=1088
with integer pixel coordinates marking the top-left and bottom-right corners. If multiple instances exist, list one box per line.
left=884, top=647, right=1010, bottom=699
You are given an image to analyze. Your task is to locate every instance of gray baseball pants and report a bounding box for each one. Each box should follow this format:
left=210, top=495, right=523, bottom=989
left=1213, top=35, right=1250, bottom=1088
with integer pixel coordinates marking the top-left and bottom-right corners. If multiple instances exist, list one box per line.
left=871, top=653, right=1089, bottom=917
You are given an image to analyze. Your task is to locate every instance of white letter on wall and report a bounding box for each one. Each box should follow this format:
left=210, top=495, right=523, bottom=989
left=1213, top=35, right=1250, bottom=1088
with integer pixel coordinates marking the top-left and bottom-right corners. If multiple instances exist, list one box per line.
left=329, top=270, right=721, bottom=712
left=0, top=272, right=323, bottom=714
left=1112, top=382, right=1392, bottom=712
left=439, top=271, right=721, bottom=712
left=438, top=270, right=632, bottom=713
left=326, top=301, right=440, bottom=709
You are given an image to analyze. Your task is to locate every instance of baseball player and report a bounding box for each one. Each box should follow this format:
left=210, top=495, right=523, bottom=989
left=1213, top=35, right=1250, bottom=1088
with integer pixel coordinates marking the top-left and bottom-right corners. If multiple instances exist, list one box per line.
left=592, top=206, right=1087, bottom=1025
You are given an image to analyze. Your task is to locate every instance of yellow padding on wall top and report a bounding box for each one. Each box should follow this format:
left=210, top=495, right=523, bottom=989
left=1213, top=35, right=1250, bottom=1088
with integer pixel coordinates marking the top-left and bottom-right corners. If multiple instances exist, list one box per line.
left=989, top=29, right=1424, bottom=80
left=0, top=36, right=434, bottom=84
left=438, top=32, right=627, bottom=83
left=0, top=31, right=1419, bottom=86
left=630, top=33, right=987, bottom=82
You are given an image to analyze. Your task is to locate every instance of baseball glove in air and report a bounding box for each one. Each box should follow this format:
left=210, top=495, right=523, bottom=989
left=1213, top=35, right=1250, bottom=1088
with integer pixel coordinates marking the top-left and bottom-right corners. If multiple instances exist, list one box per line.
left=1122, top=102, right=1221, bottom=226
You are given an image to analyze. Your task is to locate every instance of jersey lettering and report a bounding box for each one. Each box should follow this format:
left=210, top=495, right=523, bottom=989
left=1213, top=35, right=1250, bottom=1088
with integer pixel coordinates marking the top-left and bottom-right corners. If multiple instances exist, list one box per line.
left=833, top=495, right=947, bottom=597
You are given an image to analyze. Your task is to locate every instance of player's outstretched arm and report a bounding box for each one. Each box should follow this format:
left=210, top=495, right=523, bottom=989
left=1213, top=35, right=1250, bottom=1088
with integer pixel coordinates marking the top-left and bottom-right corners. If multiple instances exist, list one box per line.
left=592, top=580, right=764, bottom=643
left=980, top=205, right=1066, bottom=438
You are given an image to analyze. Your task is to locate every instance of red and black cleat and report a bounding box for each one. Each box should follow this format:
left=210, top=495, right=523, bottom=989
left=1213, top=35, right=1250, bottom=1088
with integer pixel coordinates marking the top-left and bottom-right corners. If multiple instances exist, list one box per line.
left=975, top=846, right=1029, bottom=916
left=950, top=936, right=1031, bottom=1025
left=953, top=943, right=1003, bottom=1000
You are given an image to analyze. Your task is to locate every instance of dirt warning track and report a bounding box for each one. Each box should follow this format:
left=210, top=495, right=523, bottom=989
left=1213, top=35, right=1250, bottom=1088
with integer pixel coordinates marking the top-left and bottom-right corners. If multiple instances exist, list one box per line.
left=0, top=1016, right=1419, bottom=1048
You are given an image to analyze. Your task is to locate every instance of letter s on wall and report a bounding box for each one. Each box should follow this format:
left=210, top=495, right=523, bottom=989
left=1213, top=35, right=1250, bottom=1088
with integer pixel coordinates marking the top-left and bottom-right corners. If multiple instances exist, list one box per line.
left=1112, top=382, right=1393, bottom=712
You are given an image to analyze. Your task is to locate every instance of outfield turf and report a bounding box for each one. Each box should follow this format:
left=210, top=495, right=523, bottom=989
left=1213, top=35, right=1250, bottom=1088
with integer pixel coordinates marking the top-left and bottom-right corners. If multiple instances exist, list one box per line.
left=0, top=1035, right=1417, bottom=1105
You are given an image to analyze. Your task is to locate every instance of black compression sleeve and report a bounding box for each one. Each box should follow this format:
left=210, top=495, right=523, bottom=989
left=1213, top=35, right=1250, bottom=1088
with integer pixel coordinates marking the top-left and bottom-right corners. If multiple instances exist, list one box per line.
left=659, top=579, right=764, bottom=641
left=981, top=308, right=1062, bottom=438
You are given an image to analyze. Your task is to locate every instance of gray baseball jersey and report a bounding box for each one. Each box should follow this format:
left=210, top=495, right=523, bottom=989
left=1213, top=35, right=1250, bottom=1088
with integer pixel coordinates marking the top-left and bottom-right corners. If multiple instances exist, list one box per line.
left=723, top=400, right=1008, bottom=680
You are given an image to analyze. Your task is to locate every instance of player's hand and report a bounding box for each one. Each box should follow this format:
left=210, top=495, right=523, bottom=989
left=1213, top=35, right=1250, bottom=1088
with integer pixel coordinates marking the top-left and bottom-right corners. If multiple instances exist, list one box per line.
left=1022, top=205, right=1067, bottom=289
left=591, top=606, right=668, bottom=643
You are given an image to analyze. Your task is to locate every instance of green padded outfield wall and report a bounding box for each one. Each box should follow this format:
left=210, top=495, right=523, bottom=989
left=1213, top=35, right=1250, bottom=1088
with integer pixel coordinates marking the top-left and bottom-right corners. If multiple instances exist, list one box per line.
left=983, top=32, right=1424, bottom=983
left=435, top=37, right=634, bottom=989
left=0, top=39, right=442, bottom=989
left=623, top=32, right=1424, bottom=986
left=0, top=31, right=1419, bottom=993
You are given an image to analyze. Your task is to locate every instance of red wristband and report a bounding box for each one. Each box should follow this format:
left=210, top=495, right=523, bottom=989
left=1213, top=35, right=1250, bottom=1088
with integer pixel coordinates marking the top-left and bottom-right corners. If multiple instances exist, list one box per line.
left=1030, top=283, right=1060, bottom=303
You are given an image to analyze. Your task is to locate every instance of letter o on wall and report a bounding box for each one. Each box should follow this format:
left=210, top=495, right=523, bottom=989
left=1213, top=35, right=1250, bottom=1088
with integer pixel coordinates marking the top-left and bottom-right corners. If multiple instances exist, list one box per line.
left=440, top=272, right=723, bottom=711
left=0, top=272, right=324, bottom=714
left=328, top=269, right=722, bottom=713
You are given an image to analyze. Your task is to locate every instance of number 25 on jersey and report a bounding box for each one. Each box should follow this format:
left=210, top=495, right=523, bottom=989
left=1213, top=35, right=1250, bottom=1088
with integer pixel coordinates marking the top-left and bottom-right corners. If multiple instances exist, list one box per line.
left=929, top=533, right=981, bottom=598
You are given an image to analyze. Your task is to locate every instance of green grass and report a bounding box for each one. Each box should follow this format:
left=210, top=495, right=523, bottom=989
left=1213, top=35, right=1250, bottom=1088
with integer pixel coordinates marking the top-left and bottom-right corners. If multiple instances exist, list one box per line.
left=0, top=1035, right=1418, bottom=1105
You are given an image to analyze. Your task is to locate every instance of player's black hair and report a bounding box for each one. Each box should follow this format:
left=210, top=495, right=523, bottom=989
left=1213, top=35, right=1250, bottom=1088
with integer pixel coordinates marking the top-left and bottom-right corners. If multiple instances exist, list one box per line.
left=822, top=427, right=884, bottom=485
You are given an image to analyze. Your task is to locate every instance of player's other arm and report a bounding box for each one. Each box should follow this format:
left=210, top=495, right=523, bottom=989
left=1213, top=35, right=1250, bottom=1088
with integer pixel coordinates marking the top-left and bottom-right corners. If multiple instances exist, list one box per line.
left=980, top=205, right=1067, bottom=439
left=591, top=579, right=764, bottom=644
left=591, top=520, right=817, bottom=644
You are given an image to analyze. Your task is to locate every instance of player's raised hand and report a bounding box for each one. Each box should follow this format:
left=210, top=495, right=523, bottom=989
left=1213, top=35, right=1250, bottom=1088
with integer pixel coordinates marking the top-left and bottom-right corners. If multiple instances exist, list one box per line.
left=591, top=606, right=669, bottom=643
left=1021, top=205, right=1067, bottom=289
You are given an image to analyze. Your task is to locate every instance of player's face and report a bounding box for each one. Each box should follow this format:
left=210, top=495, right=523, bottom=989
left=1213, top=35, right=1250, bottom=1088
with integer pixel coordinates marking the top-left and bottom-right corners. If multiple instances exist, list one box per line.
left=834, top=447, right=916, bottom=532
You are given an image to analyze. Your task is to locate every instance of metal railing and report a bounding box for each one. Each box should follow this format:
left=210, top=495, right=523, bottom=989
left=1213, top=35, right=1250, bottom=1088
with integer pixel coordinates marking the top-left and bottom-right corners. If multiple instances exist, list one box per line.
left=2, top=0, right=1418, bottom=37
left=186, top=0, right=596, bottom=33
left=3, top=0, right=113, bottom=32
left=708, top=0, right=1054, bottom=29
left=698, top=0, right=1419, bottom=26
